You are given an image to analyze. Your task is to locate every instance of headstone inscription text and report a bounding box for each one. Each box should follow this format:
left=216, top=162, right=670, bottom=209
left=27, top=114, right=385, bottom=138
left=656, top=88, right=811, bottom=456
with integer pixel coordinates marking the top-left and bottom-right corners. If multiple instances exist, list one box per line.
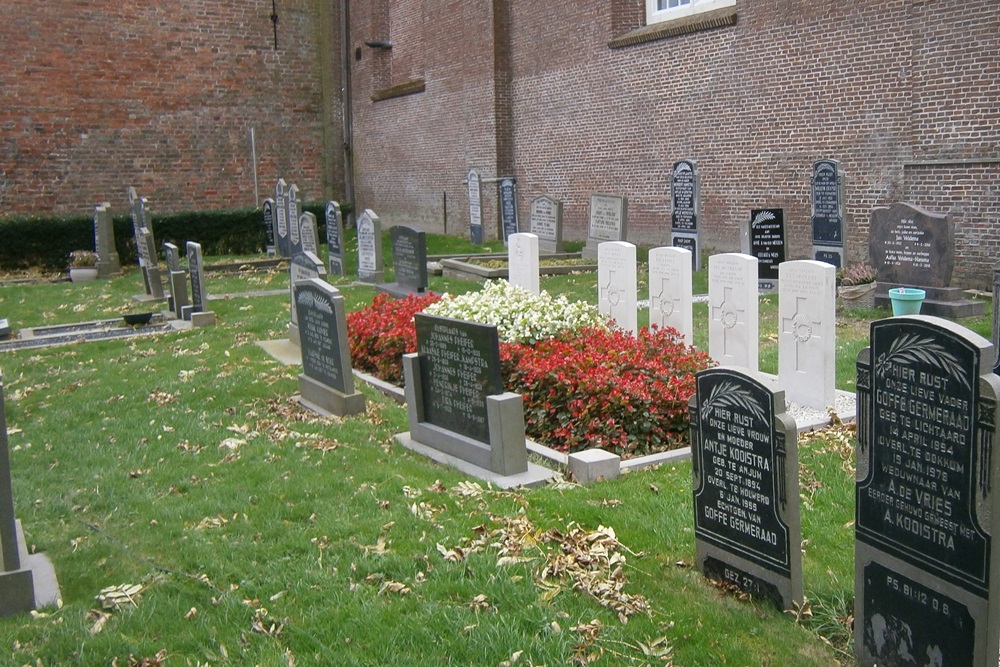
left=869, top=203, right=953, bottom=288
left=749, top=208, right=785, bottom=286
left=297, top=280, right=348, bottom=394
left=671, top=159, right=698, bottom=232
left=811, top=159, right=843, bottom=245
left=414, top=314, right=502, bottom=445
left=529, top=195, right=563, bottom=253
left=390, top=226, right=427, bottom=293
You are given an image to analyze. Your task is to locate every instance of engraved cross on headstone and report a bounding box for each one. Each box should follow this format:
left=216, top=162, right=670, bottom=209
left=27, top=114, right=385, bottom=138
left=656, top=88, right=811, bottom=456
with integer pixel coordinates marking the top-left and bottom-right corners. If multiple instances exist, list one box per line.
left=601, top=270, right=622, bottom=307
left=651, top=277, right=679, bottom=317
left=711, top=287, right=745, bottom=356
left=781, top=297, right=819, bottom=372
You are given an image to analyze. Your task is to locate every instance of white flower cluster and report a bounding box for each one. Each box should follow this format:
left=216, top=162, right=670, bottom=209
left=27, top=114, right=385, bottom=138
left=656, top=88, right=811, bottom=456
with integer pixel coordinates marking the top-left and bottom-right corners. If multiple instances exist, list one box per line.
left=424, top=280, right=608, bottom=344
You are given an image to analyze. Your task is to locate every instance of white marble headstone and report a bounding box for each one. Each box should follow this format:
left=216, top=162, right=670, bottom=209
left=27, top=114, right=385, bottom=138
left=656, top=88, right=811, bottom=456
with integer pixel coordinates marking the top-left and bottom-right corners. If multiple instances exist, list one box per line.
left=708, top=253, right=759, bottom=370
left=777, top=260, right=836, bottom=410
left=598, top=241, right=637, bottom=337
left=508, top=233, right=539, bottom=295
left=649, top=246, right=693, bottom=343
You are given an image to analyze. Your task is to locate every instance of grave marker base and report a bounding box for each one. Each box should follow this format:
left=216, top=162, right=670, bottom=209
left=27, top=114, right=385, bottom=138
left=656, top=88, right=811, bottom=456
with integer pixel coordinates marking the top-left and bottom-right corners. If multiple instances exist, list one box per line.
left=873, top=282, right=985, bottom=318
left=0, top=521, right=59, bottom=617
left=376, top=283, right=427, bottom=299
left=297, top=373, right=366, bottom=417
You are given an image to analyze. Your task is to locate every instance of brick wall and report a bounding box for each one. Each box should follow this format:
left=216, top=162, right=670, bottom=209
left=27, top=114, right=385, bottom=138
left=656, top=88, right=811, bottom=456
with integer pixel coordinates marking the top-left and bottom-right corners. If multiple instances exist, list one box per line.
left=348, top=0, right=1000, bottom=287
left=0, top=0, right=342, bottom=218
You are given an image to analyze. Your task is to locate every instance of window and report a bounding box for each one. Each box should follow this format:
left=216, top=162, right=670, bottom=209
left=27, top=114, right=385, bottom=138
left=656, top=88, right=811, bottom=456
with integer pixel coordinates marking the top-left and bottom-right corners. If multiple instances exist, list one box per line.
left=646, top=0, right=735, bottom=25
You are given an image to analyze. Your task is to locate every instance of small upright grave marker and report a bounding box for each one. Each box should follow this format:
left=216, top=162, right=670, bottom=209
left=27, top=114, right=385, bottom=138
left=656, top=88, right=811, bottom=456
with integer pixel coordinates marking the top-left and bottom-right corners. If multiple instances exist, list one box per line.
left=262, top=198, right=276, bottom=256
left=183, top=242, right=212, bottom=325
left=708, top=253, right=759, bottom=371
left=299, top=212, right=320, bottom=257
left=598, top=241, right=637, bottom=336
left=583, top=193, right=627, bottom=260
left=811, top=159, right=846, bottom=269
left=467, top=169, right=483, bottom=244
left=288, top=252, right=327, bottom=345
left=499, top=177, right=519, bottom=242
left=325, top=201, right=345, bottom=276
left=287, top=184, right=302, bottom=255
left=749, top=209, right=785, bottom=292
left=93, top=203, right=121, bottom=278
left=381, top=225, right=428, bottom=298
left=275, top=179, right=289, bottom=257
left=163, top=242, right=188, bottom=319
left=129, top=195, right=165, bottom=300
left=690, top=367, right=802, bottom=610
left=529, top=195, right=563, bottom=253
left=508, top=233, right=539, bottom=295
left=356, top=209, right=384, bottom=284
left=648, top=246, right=693, bottom=342
left=777, top=260, right=836, bottom=410
left=855, top=316, right=1000, bottom=666
left=294, top=279, right=366, bottom=416
left=671, top=160, right=701, bottom=271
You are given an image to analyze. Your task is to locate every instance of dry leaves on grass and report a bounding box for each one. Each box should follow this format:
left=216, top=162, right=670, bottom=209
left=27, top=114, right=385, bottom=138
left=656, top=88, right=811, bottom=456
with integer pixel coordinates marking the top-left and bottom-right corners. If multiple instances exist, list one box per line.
left=95, top=583, right=145, bottom=611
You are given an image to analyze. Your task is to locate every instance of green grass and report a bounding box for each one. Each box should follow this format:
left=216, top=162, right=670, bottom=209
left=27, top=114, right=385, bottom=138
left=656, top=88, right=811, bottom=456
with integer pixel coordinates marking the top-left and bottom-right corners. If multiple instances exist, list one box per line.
left=0, top=236, right=991, bottom=665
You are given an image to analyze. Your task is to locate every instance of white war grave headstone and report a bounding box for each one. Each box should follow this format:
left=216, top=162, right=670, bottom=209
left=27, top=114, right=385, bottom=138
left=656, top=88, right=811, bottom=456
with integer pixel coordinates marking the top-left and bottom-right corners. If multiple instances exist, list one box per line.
left=648, top=246, right=693, bottom=343
left=708, top=253, right=759, bottom=371
left=777, top=260, right=836, bottom=411
left=598, top=241, right=637, bottom=337
left=508, top=233, right=540, bottom=295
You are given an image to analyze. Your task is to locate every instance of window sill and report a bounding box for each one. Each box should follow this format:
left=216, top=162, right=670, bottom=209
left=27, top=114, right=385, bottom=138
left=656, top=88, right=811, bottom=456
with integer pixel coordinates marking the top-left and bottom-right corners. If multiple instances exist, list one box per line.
left=371, top=78, right=425, bottom=103
left=609, top=7, right=737, bottom=49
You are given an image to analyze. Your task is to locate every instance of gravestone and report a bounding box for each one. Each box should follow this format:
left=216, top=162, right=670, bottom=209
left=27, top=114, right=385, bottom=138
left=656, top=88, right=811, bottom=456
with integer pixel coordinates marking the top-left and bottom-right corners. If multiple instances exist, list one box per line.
left=129, top=196, right=165, bottom=299
left=295, top=279, right=366, bottom=416
left=648, top=246, right=693, bottom=343
left=499, top=177, right=519, bottom=242
left=671, top=160, right=701, bottom=271
left=380, top=226, right=428, bottom=298
left=993, top=261, right=1000, bottom=375
left=811, top=159, right=846, bottom=269
left=184, top=242, right=209, bottom=321
left=325, top=201, right=345, bottom=276
left=749, top=209, right=785, bottom=292
left=398, top=314, right=556, bottom=487
left=93, top=203, right=121, bottom=278
left=529, top=195, right=564, bottom=254
left=468, top=169, right=483, bottom=244
left=287, top=184, right=302, bottom=256
left=0, top=372, right=60, bottom=616
left=778, top=260, right=836, bottom=410
left=708, top=253, right=759, bottom=371
left=356, top=209, right=384, bottom=284
left=855, top=316, right=1000, bottom=666
left=275, top=179, right=289, bottom=257
left=508, top=233, right=540, bottom=295
left=0, top=320, right=9, bottom=341
left=598, top=241, right=637, bottom=337
left=262, top=198, right=276, bottom=256
left=163, top=242, right=188, bottom=319
left=583, top=194, right=628, bottom=260
left=689, top=367, right=802, bottom=611
left=299, top=212, right=320, bottom=257
left=288, top=251, right=327, bottom=346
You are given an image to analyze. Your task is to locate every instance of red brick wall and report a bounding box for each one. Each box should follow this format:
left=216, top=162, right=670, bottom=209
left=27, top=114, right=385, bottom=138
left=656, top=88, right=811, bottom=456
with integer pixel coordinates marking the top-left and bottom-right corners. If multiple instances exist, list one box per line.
left=348, top=0, right=1000, bottom=287
left=0, top=0, right=342, bottom=217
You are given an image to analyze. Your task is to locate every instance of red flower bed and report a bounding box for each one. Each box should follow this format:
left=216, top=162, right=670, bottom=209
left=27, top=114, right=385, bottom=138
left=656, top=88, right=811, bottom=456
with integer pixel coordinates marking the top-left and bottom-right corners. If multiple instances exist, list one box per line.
left=345, top=292, right=441, bottom=385
left=346, top=295, right=714, bottom=457
left=503, top=326, right=713, bottom=456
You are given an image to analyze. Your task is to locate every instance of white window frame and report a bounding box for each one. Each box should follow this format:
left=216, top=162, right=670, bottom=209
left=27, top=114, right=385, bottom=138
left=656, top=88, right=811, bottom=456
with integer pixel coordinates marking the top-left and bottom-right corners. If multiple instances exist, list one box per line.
left=646, top=0, right=736, bottom=25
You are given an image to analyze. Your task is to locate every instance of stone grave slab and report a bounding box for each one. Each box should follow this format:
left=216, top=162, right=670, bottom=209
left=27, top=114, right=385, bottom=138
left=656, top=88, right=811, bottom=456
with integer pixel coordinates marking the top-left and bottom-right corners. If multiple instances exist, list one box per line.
left=262, top=198, right=276, bottom=256
left=467, top=169, right=483, bottom=244
left=183, top=242, right=211, bottom=323
left=93, top=203, right=121, bottom=278
left=689, top=367, right=802, bottom=611
left=287, top=184, right=302, bottom=255
left=708, top=253, right=759, bottom=371
left=0, top=373, right=60, bottom=616
left=508, top=233, right=540, bottom=295
left=529, top=195, right=563, bottom=254
left=356, top=209, right=384, bottom=284
left=499, top=177, right=519, bottom=242
left=287, top=251, right=327, bottom=346
left=397, top=314, right=556, bottom=487
left=294, top=279, right=366, bottom=417
left=163, top=243, right=181, bottom=274
left=583, top=193, right=627, bottom=260
left=778, top=260, right=836, bottom=411
left=275, top=179, right=289, bottom=257
left=671, top=159, right=701, bottom=271
left=749, top=208, right=785, bottom=292
left=649, top=246, right=693, bottom=343
left=598, top=241, right=637, bottom=336
left=855, top=315, right=1000, bottom=666
left=379, top=225, right=428, bottom=298
left=299, top=211, right=320, bottom=257
left=325, top=201, right=345, bottom=276
left=811, top=159, right=846, bottom=269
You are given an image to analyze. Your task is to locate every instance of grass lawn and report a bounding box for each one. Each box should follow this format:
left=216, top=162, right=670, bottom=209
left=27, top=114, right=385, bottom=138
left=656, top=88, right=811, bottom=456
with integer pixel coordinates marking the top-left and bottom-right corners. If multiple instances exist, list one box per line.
left=0, top=235, right=992, bottom=666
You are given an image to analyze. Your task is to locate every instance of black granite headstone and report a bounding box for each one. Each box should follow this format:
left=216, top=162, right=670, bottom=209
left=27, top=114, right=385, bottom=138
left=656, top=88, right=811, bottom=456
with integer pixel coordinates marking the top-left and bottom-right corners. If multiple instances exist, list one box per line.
left=499, top=178, right=519, bottom=242
left=186, top=242, right=207, bottom=315
left=262, top=198, right=276, bottom=255
left=749, top=209, right=785, bottom=285
left=671, top=159, right=698, bottom=233
left=869, top=203, right=953, bottom=288
left=296, top=280, right=349, bottom=394
left=325, top=201, right=345, bottom=276
left=414, top=313, right=503, bottom=445
left=673, top=236, right=698, bottom=271
left=811, top=159, right=844, bottom=245
left=689, top=367, right=802, bottom=610
left=814, top=250, right=842, bottom=269
left=855, top=316, right=1000, bottom=666
left=390, top=226, right=428, bottom=293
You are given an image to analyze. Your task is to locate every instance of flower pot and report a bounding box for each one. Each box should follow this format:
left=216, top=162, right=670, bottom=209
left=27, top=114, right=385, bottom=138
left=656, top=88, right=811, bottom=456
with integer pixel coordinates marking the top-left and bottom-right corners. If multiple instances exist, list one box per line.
left=838, top=283, right=876, bottom=310
left=69, top=267, right=99, bottom=283
left=888, top=287, right=925, bottom=316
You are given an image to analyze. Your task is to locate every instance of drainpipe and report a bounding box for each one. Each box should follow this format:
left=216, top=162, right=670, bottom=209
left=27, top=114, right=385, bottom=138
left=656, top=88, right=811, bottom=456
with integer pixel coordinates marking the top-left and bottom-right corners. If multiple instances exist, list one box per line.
left=340, top=0, right=356, bottom=226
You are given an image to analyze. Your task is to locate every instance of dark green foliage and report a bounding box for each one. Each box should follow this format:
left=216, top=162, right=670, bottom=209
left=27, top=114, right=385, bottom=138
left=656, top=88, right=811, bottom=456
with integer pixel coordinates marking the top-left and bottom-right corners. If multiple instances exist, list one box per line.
left=0, top=203, right=341, bottom=270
